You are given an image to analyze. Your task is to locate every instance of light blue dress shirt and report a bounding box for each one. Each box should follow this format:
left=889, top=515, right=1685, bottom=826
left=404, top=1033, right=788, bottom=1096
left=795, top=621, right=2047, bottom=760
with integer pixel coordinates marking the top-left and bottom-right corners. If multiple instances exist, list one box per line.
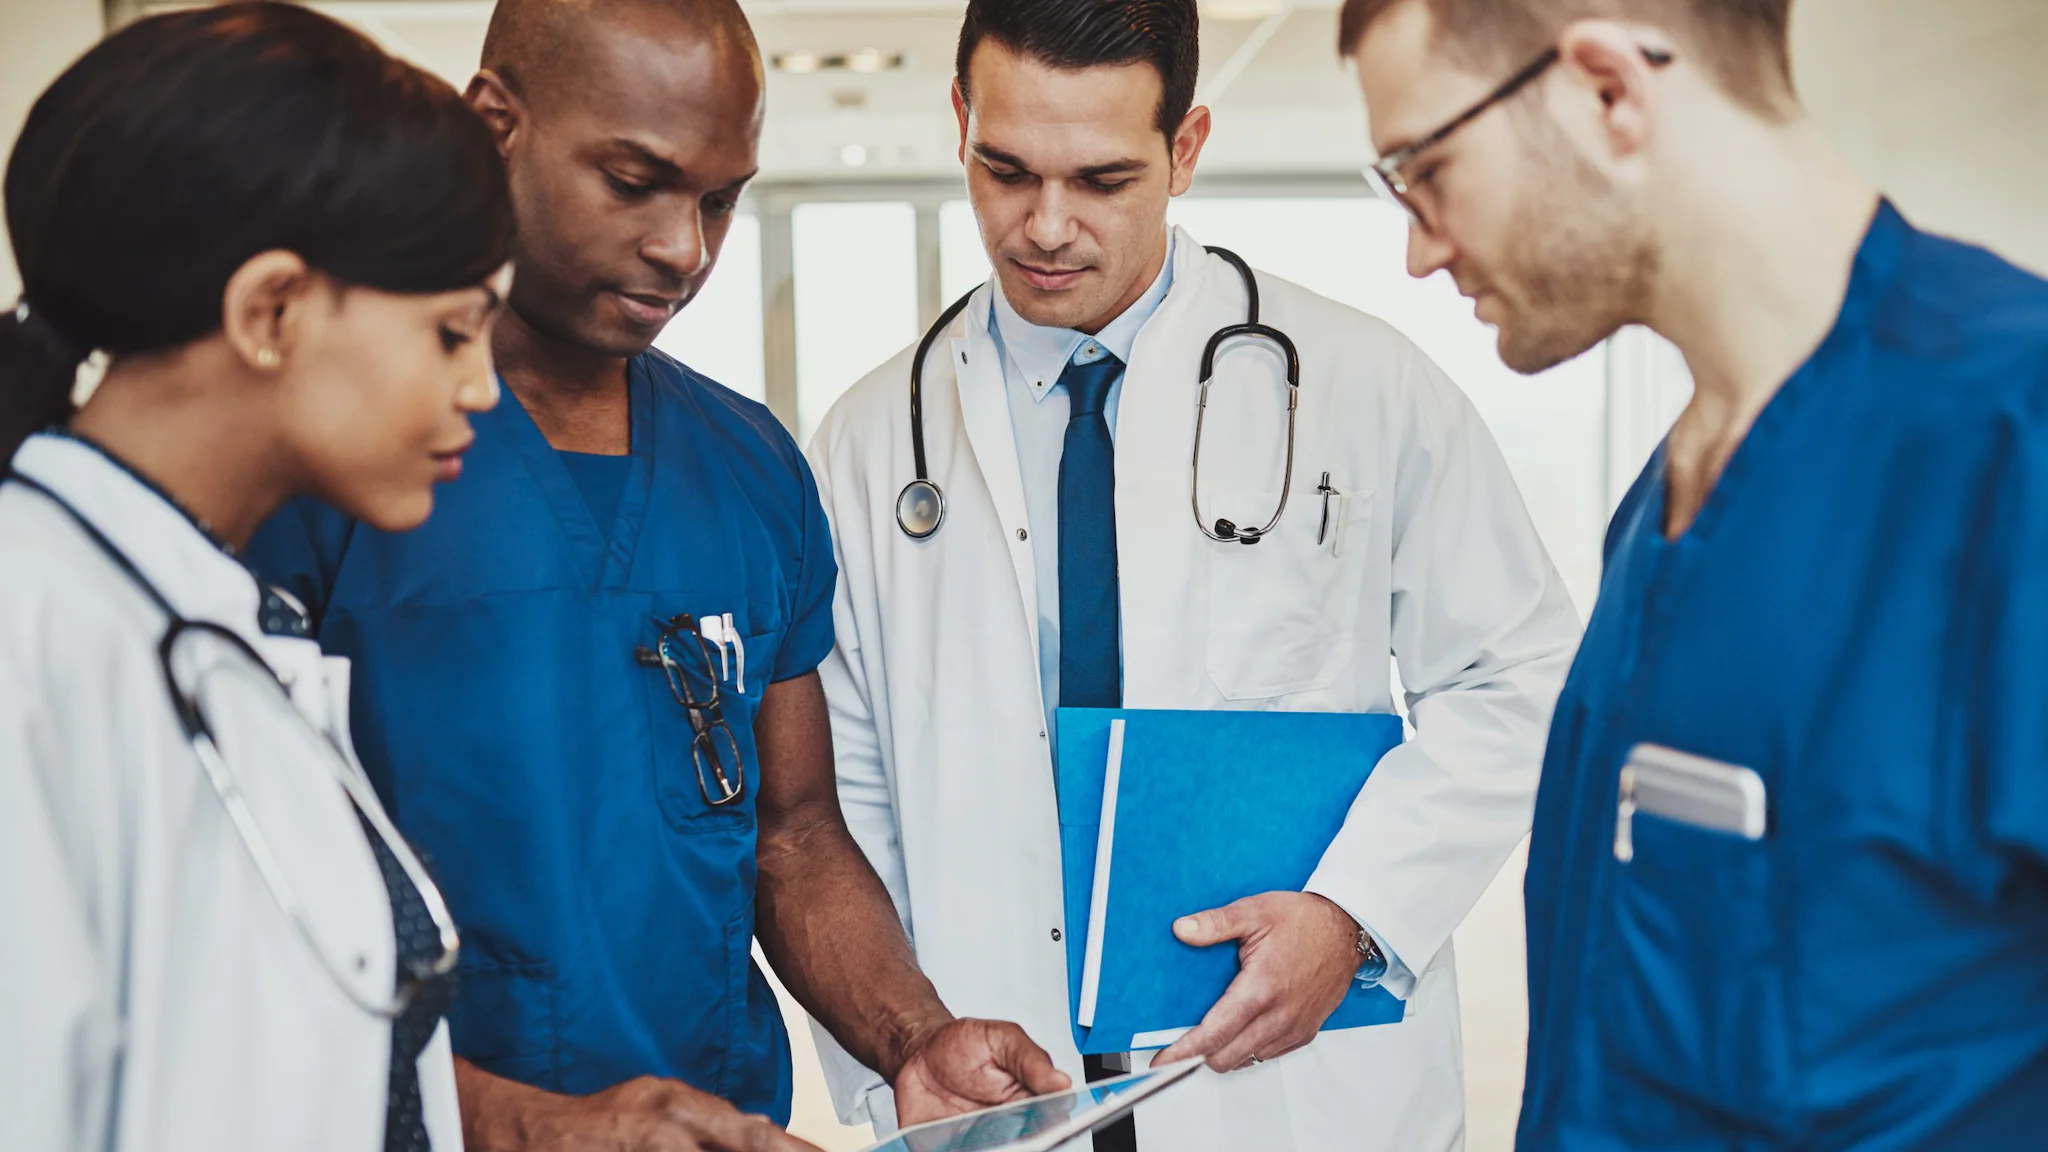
left=989, top=236, right=1175, bottom=738
left=988, top=237, right=1401, bottom=992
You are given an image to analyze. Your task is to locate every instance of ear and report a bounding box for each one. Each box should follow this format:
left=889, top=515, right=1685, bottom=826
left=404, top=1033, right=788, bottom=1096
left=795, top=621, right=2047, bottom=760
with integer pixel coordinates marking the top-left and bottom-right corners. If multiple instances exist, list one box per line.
left=951, top=79, right=970, bottom=165
left=466, top=69, right=523, bottom=160
left=1555, top=19, right=1664, bottom=161
left=1166, top=105, right=1214, bottom=197
left=220, top=250, right=314, bottom=373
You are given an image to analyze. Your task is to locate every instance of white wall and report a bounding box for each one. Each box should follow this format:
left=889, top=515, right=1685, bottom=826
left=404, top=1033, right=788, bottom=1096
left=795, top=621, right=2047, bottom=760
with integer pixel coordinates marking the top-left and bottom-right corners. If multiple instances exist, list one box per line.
left=1794, top=0, right=2048, bottom=278
left=0, top=0, right=103, bottom=302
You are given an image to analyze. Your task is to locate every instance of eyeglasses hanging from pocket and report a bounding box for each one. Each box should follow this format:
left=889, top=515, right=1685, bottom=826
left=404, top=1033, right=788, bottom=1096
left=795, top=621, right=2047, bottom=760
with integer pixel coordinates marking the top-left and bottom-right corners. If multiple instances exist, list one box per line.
left=636, top=613, right=746, bottom=807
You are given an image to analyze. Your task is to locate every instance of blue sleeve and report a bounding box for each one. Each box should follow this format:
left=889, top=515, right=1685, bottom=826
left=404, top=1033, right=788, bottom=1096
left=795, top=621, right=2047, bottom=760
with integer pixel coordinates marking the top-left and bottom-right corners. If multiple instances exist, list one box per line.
left=1971, top=389, right=2048, bottom=873
left=243, top=497, right=356, bottom=632
left=774, top=452, right=838, bottom=683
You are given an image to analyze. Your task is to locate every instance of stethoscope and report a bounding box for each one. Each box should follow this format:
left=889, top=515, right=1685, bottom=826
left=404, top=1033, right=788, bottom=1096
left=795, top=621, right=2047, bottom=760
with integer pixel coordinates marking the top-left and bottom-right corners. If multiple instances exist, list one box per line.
left=896, top=245, right=1301, bottom=545
left=7, top=472, right=460, bottom=1020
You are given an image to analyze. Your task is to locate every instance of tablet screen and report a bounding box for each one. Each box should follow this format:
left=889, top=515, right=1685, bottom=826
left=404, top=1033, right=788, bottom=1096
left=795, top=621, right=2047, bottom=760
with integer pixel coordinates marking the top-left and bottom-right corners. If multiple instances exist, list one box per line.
left=862, top=1064, right=1196, bottom=1152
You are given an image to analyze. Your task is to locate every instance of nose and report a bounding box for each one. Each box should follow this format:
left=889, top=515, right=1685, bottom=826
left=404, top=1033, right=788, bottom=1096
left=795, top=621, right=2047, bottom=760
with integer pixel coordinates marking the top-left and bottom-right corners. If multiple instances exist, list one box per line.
left=1406, top=216, right=1456, bottom=281
left=644, top=205, right=711, bottom=280
left=458, top=352, right=500, bottom=413
left=1023, top=184, right=1079, bottom=255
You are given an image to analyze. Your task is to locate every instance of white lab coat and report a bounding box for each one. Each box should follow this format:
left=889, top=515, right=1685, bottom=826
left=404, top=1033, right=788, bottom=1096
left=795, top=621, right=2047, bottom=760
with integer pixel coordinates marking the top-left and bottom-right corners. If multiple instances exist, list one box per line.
left=804, top=231, right=1581, bottom=1151
left=0, top=434, right=461, bottom=1152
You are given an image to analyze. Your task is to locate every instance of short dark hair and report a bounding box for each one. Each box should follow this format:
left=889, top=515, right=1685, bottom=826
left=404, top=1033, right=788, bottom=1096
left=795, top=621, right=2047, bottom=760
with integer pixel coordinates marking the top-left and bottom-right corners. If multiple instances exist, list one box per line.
left=1338, top=0, right=1796, bottom=115
left=956, top=0, right=1200, bottom=138
left=1, top=1, right=514, bottom=460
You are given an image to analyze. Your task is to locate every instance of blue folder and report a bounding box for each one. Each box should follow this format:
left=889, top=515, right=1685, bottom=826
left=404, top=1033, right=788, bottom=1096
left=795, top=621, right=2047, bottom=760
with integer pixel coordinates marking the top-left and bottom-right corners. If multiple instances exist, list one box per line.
left=1055, top=708, right=1408, bottom=1055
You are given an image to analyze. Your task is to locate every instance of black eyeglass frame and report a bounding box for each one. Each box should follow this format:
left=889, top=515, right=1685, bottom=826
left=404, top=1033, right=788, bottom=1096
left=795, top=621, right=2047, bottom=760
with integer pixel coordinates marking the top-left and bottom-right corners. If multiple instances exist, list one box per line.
left=1365, top=45, right=1675, bottom=226
left=636, top=613, right=747, bottom=807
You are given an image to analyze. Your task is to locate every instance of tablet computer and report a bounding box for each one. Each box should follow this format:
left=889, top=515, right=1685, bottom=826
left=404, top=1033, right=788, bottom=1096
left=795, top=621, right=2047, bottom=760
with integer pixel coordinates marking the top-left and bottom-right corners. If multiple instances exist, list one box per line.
left=859, top=1059, right=1205, bottom=1152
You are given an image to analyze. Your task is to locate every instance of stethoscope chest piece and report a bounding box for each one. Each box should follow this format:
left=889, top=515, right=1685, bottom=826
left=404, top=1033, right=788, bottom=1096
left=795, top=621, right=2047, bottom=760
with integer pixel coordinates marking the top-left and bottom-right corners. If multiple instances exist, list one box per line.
left=896, top=478, right=946, bottom=539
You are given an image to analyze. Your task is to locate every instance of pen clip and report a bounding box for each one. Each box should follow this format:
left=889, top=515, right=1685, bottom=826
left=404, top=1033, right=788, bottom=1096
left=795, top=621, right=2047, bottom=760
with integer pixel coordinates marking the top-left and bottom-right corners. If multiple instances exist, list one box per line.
left=1316, top=472, right=1337, bottom=546
left=724, top=612, right=745, bottom=694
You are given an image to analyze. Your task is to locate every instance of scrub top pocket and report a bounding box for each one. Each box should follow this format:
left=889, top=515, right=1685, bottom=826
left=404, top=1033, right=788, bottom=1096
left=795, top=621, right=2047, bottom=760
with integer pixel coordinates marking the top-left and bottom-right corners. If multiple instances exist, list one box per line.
left=1596, top=809, right=1796, bottom=1133
left=640, top=615, right=780, bottom=832
left=1204, top=487, right=1374, bottom=701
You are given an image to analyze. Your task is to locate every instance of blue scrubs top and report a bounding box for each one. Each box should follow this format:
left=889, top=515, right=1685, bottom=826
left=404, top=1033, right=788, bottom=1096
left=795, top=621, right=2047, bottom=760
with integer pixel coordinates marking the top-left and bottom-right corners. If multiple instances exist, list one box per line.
left=247, top=352, right=836, bottom=1122
left=1520, top=202, right=2048, bottom=1150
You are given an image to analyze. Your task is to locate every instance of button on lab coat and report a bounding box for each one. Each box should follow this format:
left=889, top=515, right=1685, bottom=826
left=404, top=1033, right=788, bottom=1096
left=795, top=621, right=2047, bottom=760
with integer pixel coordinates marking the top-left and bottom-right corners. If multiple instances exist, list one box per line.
left=0, top=433, right=460, bottom=1152
left=805, top=232, right=1582, bottom=1152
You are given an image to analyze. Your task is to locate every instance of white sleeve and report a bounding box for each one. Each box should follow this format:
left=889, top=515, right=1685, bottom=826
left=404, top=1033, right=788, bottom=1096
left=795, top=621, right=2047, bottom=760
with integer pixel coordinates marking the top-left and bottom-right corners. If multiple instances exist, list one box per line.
left=1305, top=346, right=1580, bottom=995
left=0, top=643, right=113, bottom=1151
left=803, top=430, right=905, bottom=1127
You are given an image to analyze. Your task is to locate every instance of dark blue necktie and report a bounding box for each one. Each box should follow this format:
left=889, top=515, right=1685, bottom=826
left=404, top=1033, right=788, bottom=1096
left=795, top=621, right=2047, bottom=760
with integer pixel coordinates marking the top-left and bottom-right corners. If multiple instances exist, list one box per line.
left=1058, top=350, right=1125, bottom=710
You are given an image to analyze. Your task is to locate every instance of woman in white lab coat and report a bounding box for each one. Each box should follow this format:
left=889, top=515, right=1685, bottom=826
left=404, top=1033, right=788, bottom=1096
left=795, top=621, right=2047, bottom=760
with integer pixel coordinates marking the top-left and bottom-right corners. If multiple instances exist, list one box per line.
left=0, top=6, right=513, bottom=1150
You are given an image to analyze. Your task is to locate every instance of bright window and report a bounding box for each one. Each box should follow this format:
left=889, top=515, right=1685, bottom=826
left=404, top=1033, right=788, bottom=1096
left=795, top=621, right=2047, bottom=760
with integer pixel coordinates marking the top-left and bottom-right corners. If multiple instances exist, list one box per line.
left=792, top=201, right=919, bottom=445
left=654, top=214, right=764, bottom=404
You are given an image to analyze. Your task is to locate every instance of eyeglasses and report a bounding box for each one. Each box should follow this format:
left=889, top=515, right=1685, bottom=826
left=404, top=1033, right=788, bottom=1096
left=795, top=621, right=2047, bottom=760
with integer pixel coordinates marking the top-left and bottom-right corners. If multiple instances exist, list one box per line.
left=1363, top=45, right=1675, bottom=232
left=636, top=613, right=746, bottom=807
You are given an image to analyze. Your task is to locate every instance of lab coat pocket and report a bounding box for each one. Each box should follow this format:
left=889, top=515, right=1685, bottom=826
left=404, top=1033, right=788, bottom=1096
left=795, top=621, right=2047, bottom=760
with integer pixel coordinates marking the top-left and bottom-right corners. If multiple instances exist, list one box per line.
left=1597, top=811, right=1795, bottom=1131
left=1204, top=488, right=1373, bottom=701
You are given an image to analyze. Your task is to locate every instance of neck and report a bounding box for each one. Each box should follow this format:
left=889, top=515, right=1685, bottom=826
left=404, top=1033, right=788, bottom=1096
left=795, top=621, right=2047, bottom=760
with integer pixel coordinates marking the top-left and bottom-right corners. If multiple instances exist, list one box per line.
left=67, top=351, right=292, bottom=551
left=1643, top=110, right=1880, bottom=427
left=491, top=304, right=634, bottom=453
left=1076, top=229, right=1170, bottom=336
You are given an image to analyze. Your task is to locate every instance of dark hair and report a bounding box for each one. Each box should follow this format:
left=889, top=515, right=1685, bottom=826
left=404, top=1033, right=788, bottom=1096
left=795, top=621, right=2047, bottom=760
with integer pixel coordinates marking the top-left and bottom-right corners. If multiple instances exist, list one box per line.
left=0, top=1, right=515, bottom=461
left=1337, top=0, right=1796, bottom=114
left=956, top=0, right=1200, bottom=139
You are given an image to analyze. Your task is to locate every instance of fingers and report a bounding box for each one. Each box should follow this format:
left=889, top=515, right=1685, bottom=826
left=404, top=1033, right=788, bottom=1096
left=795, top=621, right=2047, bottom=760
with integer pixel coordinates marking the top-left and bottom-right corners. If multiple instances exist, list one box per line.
left=1156, top=977, right=1265, bottom=1066
left=990, top=1024, right=1073, bottom=1096
left=1173, top=896, right=1259, bottom=948
left=698, top=1107, right=820, bottom=1152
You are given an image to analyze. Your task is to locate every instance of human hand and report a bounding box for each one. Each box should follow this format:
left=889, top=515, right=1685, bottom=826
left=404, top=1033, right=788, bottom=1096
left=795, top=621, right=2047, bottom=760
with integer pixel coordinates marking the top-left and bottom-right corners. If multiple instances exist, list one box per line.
left=467, top=1071, right=822, bottom=1152
left=891, top=1017, right=1073, bottom=1127
left=1155, top=892, right=1362, bottom=1072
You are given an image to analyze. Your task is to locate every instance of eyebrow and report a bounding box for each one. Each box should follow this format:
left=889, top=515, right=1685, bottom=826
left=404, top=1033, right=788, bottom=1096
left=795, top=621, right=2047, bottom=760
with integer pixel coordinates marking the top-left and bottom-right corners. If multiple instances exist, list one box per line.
left=972, top=143, right=1150, bottom=180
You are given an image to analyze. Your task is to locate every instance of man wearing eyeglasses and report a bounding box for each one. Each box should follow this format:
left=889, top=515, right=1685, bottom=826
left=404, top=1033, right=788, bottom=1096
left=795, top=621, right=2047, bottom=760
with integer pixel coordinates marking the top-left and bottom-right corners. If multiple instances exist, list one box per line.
left=1343, top=0, right=2048, bottom=1147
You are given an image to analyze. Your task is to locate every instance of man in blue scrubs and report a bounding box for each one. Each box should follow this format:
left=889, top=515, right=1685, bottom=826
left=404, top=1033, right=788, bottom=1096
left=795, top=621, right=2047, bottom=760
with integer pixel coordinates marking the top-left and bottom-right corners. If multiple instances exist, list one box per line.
left=1340, top=0, right=2048, bottom=1147
left=248, top=2, right=1066, bottom=1149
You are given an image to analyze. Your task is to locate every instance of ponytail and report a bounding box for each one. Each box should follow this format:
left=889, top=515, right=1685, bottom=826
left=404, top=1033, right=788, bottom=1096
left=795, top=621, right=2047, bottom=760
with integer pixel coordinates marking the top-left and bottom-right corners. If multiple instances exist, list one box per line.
left=0, top=301, right=85, bottom=464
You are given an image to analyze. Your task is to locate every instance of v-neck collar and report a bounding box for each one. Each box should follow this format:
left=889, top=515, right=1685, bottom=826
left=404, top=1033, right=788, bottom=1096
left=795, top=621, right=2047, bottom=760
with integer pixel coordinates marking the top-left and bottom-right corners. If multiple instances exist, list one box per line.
left=1650, top=199, right=1909, bottom=550
left=495, top=357, right=657, bottom=590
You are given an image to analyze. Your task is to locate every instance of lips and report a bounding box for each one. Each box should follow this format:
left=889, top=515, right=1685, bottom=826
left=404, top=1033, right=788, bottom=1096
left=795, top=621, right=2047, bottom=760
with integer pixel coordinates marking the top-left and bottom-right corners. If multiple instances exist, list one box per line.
left=610, top=289, right=684, bottom=327
left=1011, top=260, right=1090, bottom=292
left=431, top=437, right=472, bottom=482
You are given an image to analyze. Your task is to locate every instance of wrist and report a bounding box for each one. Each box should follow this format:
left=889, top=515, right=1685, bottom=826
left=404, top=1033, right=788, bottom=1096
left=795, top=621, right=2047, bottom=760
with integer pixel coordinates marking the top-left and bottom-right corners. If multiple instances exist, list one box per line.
left=879, top=1006, right=957, bottom=1084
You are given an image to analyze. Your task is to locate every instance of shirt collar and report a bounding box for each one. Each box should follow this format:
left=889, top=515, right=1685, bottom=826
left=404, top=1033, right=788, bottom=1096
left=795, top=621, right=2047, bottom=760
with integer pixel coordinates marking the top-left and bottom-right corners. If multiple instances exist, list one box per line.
left=10, top=431, right=264, bottom=631
left=992, top=232, right=1177, bottom=401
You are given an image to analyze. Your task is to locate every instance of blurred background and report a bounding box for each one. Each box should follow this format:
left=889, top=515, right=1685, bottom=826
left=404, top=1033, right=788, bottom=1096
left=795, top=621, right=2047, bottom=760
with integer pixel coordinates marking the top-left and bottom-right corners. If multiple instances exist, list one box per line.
left=3, top=0, right=2043, bottom=1148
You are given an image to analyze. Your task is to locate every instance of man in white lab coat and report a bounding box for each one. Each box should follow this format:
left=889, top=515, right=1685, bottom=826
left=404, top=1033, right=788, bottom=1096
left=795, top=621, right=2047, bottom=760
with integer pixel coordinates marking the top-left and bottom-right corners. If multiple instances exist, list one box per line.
left=805, top=1, right=1582, bottom=1148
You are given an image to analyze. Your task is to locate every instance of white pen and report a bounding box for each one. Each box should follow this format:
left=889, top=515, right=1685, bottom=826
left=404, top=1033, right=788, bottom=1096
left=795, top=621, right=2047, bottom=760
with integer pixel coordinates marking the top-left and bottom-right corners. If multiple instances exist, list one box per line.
left=724, top=612, right=744, bottom=693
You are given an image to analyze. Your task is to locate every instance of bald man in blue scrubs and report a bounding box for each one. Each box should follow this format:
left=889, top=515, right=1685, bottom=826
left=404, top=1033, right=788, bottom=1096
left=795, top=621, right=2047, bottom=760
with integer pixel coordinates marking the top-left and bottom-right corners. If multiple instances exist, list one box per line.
left=1340, top=0, right=2048, bottom=1148
left=249, top=2, right=1065, bottom=1149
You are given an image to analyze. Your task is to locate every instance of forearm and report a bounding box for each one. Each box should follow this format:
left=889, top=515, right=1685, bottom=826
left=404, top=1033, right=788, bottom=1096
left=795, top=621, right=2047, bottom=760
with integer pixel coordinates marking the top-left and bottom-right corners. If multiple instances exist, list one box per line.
left=754, top=800, right=951, bottom=1082
left=455, top=1057, right=556, bottom=1152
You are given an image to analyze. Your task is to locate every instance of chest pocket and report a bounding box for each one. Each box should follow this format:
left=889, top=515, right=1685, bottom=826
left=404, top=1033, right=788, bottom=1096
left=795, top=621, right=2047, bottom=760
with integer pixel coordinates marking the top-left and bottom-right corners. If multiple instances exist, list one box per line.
left=641, top=614, right=781, bottom=833
left=1204, top=487, right=1374, bottom=701
left=1594, top=803, right=1796, bottom=1133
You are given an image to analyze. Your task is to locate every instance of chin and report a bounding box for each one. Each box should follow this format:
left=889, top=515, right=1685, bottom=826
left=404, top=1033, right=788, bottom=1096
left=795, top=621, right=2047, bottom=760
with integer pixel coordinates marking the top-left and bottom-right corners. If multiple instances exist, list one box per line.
left=355, top=490, right=437, bottom=535
left=1496, top=317, right=1610, bottom=377
left=1001, top=277, right=1103, bottom=331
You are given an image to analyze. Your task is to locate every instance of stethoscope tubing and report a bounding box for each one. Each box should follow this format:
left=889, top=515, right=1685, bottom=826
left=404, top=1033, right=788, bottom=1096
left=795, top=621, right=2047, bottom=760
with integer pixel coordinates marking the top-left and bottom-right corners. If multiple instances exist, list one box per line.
left=898, top=246, right=1300, bottom=545
left=5, top=471, right=460, bottom=1020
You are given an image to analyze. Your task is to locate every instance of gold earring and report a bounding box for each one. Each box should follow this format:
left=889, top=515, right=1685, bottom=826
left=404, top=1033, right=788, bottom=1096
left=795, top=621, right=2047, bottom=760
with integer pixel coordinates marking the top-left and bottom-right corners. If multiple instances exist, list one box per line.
left=255, top=347, right=280, bottom=370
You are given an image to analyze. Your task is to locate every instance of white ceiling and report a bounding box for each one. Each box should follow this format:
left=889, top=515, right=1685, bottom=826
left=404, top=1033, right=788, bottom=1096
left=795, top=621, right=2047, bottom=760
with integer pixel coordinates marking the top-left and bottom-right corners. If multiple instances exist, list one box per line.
left=151, top=0, right=1373, bottom=182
